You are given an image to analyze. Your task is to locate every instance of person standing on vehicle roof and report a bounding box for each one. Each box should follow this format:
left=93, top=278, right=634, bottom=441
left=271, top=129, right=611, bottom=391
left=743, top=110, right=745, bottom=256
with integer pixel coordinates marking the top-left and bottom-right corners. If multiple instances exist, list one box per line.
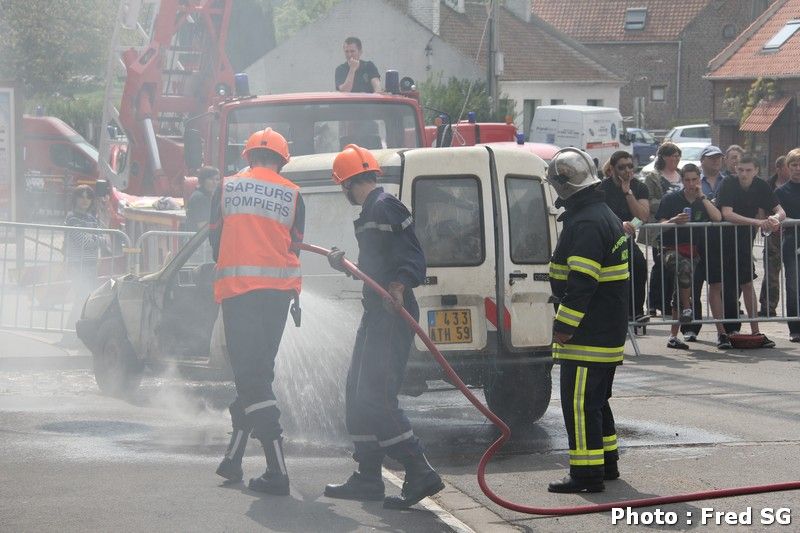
left=209, top=128, right=305, bottom=495
left=335, top=37, right=381, bottom=93
left=546, top=148, right=628, bottom=493
left=323, top=144, right=444, bottom=509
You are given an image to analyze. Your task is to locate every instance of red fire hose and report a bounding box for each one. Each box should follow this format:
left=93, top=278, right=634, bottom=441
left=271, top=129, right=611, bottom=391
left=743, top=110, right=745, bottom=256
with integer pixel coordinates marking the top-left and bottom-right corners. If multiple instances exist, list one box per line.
left=301, top=242, right=800, bottom=516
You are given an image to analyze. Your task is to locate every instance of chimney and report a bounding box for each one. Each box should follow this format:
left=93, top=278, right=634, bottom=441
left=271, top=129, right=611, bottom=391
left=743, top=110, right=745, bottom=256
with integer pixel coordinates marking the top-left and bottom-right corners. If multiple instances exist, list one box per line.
left=409, top=0, right=440, bottom=35
left=506, top=0, right=532, bottom=23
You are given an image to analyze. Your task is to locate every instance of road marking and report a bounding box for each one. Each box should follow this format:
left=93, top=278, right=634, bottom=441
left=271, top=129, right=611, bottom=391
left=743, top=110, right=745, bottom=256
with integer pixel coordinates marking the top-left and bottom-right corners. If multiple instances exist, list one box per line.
left=382, top=468, right=476, bottom=533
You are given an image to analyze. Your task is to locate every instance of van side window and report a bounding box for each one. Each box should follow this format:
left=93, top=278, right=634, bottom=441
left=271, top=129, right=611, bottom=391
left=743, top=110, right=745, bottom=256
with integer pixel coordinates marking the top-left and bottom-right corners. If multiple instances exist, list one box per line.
left=506, top=176, right=550, bottom=264
left=412, top=176, right=484, bottom=267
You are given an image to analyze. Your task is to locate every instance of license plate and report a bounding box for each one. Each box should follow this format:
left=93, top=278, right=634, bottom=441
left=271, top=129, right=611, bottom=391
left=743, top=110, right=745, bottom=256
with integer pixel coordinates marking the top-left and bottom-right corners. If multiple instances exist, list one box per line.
left=427, top=309, right=472, bottom=344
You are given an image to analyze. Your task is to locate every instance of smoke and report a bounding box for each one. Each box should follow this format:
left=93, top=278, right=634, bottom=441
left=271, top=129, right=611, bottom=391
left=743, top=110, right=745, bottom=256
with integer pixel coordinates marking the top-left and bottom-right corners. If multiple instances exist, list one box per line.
left=136, top=284, right=360, bottom=451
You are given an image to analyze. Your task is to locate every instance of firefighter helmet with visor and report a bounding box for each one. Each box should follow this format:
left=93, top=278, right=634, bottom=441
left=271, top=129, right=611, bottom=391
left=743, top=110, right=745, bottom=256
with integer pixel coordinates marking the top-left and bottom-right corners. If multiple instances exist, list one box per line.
left=241, top=128, right=290, bottom=165
left=546, top=147, right=600, bottom=200
left=332, top=144, right=382, bottom=185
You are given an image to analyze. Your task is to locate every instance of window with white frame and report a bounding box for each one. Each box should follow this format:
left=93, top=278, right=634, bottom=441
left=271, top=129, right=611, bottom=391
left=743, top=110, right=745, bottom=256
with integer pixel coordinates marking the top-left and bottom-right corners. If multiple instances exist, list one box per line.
left=625, top=8, right=647, bottom=31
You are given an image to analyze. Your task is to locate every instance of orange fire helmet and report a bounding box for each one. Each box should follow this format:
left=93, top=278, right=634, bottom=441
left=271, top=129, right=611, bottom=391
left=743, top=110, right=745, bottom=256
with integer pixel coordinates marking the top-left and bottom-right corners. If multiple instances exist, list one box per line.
left=241, top=127, right=290, bottom=165
left=332, top=144, right=382, bottom=185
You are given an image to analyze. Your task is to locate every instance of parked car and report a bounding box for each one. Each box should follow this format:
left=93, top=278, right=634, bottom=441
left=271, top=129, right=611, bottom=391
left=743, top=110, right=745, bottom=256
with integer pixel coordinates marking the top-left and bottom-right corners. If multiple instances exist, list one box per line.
left=627, top=128, right=660, bottom=169
left=639, top=141, right=708, bottom=175
left=663, top=124, right=712, bottom=145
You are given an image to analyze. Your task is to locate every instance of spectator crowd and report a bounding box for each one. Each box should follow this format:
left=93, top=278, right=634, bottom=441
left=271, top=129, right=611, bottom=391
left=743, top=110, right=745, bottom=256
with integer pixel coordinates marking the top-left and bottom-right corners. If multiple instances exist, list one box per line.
left=598, top=144, right=800, bottom=350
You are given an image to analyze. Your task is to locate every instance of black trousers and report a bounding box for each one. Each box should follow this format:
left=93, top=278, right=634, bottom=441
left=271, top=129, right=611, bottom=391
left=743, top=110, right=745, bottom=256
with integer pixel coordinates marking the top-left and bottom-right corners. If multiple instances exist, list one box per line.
left=222, top=289, right=291, bottom=443
left=559, top=362, right=618, bottom=481
left=346, top=298, right=423, bottom=467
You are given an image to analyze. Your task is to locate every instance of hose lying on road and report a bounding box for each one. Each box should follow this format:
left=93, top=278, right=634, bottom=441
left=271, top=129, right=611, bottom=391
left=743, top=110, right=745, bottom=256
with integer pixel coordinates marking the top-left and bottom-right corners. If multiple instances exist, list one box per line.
left=301, top=242, right=800, bottom=516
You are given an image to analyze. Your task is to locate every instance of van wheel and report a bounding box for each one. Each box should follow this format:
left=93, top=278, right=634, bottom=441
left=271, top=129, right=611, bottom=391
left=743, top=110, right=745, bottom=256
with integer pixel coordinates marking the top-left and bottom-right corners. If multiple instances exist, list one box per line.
left=92, top=316, right=143, bottom=397
left=484, top=361, right=552, bottom=429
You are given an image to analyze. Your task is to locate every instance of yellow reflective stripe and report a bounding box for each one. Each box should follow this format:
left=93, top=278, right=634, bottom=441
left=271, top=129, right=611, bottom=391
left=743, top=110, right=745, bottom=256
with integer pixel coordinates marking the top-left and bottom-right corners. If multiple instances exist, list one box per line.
left=603, top=434, right=618, bottom=452
left=573, top=367, right=587, bottom=452
left=567, top=255, right=601, bottom=280
left=556, top=305, right=584, bottom=327
left=569, top=448, right=605, bottom=465
left=549, top=262, right=569, bottom=280
left=599, top=263, right=630, bottom=282
left=553, top=343, right=625, bottom=363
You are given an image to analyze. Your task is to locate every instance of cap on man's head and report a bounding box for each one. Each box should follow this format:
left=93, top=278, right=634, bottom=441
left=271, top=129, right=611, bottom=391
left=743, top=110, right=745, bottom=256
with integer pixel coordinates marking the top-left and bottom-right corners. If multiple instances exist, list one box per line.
left=700, top=145, right=723, bottom=159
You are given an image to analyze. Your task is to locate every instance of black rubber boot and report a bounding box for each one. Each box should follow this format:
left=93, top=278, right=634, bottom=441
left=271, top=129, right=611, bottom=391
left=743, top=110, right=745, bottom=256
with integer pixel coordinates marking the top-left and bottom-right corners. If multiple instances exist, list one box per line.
left=216, top=428, right=248, bottom=483
left=383, top=454, right=444, bottom=509
left=325, top=471, right=386, bottom=501
left=548, top=476, right=605, bottom=493
left=248, top=438, right=290, bottom=496
left=604, top=462, right=620, bottom=481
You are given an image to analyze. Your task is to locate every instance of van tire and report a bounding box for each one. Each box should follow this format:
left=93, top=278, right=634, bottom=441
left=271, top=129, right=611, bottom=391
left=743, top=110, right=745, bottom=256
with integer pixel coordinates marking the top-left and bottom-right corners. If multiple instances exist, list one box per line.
left=92, top=316, right=143, bottom=397
left=484, top=361, right=552, bottom=428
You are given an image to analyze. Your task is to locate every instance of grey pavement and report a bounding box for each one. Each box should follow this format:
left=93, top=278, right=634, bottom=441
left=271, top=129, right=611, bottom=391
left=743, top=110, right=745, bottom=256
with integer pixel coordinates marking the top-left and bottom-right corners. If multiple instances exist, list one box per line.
left=1, top=320, right=799, bottom=531
left=0, top=328, right=90, bottom=370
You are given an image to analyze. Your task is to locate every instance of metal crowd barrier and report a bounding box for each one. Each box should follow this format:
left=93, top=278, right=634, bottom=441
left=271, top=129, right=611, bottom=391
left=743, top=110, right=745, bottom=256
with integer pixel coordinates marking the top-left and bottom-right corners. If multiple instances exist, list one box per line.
left=134, top=229, right=211, bottom=275
left=0, top=221, right=132, bottom=333
left=627, top=220, right=800, bottom=355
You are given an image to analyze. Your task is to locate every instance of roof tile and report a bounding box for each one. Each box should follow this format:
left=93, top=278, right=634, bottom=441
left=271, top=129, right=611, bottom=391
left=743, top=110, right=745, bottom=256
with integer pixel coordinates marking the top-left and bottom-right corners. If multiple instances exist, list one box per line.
left=707, top=0, right=800, bottom=79
left=438, top=3, right=624, bottom=82
left=739, top=95, right=792, bottom=132
left=533, top=0, right=710, bottom=42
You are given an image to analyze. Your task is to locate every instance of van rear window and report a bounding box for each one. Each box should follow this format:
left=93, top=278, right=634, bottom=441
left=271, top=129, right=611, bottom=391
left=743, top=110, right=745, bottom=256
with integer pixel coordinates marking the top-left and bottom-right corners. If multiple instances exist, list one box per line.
left=412, top=176, right=484, bottom=267
left=506, top=176, right=550, bottom=264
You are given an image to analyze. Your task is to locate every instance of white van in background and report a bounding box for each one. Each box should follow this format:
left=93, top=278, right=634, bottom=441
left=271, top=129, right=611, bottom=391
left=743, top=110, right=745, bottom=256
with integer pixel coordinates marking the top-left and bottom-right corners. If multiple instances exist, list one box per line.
left=529, top=105, right=629, bottom=166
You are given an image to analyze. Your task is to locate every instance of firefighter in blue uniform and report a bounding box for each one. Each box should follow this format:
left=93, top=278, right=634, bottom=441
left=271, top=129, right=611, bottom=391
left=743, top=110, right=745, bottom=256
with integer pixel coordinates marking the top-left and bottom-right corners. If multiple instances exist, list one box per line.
left=323, top=144, right=444, bottom=509
left=546, top=148, right=629, bottom=493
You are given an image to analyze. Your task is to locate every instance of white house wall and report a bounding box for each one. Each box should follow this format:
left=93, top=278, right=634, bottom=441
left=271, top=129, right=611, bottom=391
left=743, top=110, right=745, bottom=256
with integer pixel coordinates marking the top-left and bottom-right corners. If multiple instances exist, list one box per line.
left=500, top=81, right=622, bottom=130
left=246, top=0, right=481, bottom=94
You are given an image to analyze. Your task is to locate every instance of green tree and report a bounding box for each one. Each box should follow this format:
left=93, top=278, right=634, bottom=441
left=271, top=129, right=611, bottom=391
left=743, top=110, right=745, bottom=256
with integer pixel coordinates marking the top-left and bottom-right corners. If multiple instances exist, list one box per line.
left=0, top=0, right=113, bottom=97
left=273, top=0, right=341, bottom=43
left=418, top=73, right=516, bottom=124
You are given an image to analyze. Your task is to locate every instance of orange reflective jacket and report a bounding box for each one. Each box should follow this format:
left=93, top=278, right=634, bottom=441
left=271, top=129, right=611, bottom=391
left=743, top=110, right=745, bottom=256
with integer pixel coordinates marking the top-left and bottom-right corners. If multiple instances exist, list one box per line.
left=214, top=167, right=302, bottom=302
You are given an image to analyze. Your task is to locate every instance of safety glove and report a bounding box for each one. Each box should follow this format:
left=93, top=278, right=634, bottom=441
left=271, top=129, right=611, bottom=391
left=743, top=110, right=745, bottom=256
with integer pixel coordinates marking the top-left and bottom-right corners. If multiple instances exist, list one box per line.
left=328, top=247, right=356, bottom=278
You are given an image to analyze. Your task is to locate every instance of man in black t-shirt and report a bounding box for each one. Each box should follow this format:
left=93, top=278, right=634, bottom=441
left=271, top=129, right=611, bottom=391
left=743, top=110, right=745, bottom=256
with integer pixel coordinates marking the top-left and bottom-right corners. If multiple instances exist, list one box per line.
left=713, top=154, right=784, bottom=348
left=655, top=164, right=721, bottom=349
left=335, top=36, right=381, bottom=93
left=775, top=148, right=800, bottom=341
left=597, top=151, right=650, bottom=321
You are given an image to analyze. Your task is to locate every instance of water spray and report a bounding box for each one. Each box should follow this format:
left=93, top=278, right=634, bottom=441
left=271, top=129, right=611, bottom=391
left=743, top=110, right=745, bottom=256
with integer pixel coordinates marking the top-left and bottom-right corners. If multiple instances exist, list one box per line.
left=300, top=242, right=800, bottom=516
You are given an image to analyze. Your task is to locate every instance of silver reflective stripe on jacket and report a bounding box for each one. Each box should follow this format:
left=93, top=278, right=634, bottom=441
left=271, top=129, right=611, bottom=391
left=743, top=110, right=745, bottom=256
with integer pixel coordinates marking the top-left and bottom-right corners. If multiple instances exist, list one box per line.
left=216, top=265, right=302, bottom=281
left=355, top=216, right=413, bottom=235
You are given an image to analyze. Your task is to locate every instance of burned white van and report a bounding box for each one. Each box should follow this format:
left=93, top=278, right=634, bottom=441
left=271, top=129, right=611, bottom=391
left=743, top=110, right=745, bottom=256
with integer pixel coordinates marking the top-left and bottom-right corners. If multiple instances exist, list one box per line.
left=78, top=145, right=558, bottom=428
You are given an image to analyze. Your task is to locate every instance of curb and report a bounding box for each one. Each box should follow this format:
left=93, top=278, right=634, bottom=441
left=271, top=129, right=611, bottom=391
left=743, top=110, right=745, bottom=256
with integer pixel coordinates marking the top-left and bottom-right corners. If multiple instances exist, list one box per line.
left=382, top=467, right=519, bottom=533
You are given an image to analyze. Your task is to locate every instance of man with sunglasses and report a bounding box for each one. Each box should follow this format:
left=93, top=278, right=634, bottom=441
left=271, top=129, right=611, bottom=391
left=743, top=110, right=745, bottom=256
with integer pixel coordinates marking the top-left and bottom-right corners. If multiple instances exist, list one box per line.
left=597, top=151, right=650, bottom=322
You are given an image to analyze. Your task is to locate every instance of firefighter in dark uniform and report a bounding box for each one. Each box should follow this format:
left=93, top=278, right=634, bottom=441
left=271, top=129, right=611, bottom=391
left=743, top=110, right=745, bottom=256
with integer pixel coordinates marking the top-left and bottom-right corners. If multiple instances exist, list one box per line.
left=323, top=144, right=444, bottom=509
left=545, top=148, right=628, bottom=493
left=210, top=128, right=305, bottom=495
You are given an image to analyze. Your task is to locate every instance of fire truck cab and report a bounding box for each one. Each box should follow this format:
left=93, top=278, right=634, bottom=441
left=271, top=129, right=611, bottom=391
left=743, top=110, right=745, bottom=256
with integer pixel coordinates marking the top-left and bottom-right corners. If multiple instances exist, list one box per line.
left=22, top=115, right=100, bottom=219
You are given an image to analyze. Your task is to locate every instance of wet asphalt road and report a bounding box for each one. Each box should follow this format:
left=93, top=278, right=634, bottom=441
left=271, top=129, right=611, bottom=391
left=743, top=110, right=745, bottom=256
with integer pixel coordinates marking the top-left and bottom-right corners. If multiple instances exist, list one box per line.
left=2, top=323, right=800, bottom=532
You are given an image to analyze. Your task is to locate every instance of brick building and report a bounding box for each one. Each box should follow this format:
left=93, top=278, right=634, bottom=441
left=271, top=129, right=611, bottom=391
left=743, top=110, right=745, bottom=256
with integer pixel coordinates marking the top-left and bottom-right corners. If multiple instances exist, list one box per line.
left=534, top=0, right=774, bottom=131
left=707, top=0, right=800, bottom=174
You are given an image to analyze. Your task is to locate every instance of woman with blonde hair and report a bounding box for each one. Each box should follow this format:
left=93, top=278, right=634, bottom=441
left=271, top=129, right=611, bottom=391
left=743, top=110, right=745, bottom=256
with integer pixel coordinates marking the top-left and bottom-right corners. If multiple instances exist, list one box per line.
left=641, top=142, right=683, bottom=317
